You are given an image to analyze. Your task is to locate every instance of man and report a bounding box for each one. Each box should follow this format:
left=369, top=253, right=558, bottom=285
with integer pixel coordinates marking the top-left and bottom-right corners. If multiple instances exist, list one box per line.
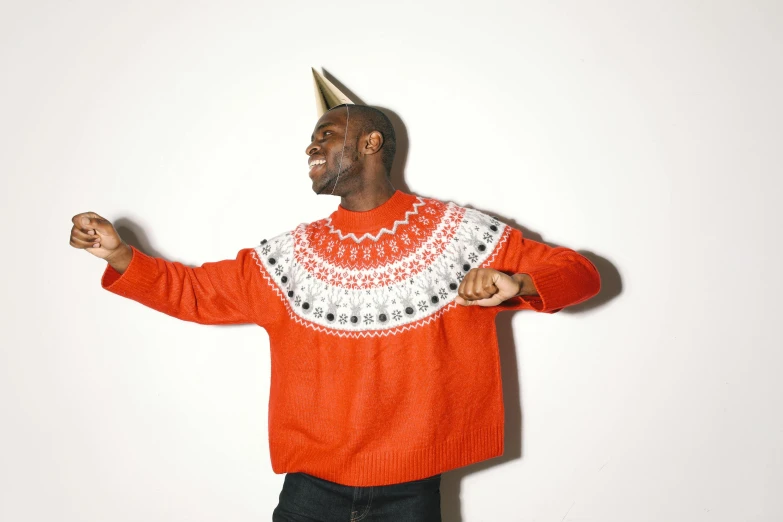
left=69, top=72, right=600, bottom=521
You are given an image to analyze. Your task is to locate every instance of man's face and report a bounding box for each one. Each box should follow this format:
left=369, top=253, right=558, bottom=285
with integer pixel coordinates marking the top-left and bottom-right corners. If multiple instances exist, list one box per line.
left=305, top=107, right=357, bottom=195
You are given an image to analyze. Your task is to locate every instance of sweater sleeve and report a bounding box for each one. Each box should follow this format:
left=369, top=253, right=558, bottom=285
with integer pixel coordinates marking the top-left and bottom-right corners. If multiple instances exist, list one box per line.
left=100, top=245, right=277, bottom=327
left=489, top=227, right=601, bottom=314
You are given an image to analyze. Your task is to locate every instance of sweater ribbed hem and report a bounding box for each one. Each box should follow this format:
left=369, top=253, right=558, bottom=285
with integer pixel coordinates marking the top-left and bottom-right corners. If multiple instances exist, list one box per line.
left=272, top=424, right=504, bottom=487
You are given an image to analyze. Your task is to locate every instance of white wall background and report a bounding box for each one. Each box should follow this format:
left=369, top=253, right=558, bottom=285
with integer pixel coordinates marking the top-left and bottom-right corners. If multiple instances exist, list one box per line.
left=1, top=1, right=781, bottom=521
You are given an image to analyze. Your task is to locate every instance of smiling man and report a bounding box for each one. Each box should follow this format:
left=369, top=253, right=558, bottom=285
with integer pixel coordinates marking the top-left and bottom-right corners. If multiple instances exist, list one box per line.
left=68, top=70, right=601, bottom=521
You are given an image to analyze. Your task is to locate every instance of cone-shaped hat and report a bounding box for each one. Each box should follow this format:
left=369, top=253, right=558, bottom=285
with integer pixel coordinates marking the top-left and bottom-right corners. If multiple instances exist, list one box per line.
left=312, top=68, right=355, bottom=117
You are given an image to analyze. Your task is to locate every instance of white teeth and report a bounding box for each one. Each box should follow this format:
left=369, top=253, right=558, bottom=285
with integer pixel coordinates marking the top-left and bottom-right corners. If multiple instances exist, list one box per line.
left=309, top=159, right=325, bottom=167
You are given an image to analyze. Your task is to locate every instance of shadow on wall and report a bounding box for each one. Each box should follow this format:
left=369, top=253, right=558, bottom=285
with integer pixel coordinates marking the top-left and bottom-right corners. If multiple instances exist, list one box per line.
left=114, top=70, right=621, bottom=522
left=324, top=69, right=622, bottom=521
left=114, top=220, right=164, bottom=260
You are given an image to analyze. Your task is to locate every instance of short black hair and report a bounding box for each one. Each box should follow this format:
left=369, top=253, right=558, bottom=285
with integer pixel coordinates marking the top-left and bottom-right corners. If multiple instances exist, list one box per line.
left=329, top=104, right=396, bottom=175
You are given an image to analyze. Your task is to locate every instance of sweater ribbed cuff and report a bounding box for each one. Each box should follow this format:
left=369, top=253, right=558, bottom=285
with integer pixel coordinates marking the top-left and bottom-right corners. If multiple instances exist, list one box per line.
left=498, top=264, right=568, bottom=313
left=525, top=263, right=569, bottom=312
left=100, top=246, right=159, bottom=298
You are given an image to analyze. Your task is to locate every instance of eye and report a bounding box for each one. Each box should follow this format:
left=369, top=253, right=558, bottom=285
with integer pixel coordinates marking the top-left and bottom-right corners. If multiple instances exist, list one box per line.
left=323, top=131, right=333, bottom=137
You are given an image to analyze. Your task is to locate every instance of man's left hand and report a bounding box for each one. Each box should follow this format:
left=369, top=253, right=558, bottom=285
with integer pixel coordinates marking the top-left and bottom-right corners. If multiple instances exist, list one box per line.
left=455, top=268, right=537, bottom=307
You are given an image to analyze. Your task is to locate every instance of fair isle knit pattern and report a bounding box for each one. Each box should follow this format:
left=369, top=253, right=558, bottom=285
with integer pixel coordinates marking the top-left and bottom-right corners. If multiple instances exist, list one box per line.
left=253, top=197, right=509, bottom=337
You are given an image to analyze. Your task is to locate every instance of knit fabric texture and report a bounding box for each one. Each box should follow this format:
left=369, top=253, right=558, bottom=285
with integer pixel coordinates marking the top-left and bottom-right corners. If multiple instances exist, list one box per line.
left=101, top=190, right=601, bottom=486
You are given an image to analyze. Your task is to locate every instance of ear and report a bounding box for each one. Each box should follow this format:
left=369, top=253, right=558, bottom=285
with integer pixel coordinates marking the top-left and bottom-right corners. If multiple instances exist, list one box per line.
left=360, top=130, right=384, bottom=156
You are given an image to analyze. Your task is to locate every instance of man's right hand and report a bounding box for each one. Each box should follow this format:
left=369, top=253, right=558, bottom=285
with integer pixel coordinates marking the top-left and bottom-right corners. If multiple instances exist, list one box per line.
left=70, top=212, right=133, bottom=273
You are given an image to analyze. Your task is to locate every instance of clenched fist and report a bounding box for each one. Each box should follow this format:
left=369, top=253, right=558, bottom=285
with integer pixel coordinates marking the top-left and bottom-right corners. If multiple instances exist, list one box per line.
left=69, top=212, right=132, bottom=273
left=455, top=268, right=537, bottom=307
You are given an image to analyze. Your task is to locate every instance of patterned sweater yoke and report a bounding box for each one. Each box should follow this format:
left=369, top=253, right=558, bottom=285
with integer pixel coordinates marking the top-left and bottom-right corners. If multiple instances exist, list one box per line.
left=254, top=192, right=509, bottom=337
left=101, top=190, right=601, bottom=486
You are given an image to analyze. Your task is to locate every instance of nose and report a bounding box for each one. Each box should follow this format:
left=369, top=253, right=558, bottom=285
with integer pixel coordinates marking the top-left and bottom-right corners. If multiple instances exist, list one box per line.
left=306, top=141, right=319, bottom=156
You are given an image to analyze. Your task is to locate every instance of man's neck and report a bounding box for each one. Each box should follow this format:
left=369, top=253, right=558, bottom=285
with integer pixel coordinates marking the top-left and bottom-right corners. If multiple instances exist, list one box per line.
left=339, top=180, right=396, bottom=211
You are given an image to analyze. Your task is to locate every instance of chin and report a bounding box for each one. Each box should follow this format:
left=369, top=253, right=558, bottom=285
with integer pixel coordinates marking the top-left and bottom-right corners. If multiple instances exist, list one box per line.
left=313, top=179, right=332, bottom=195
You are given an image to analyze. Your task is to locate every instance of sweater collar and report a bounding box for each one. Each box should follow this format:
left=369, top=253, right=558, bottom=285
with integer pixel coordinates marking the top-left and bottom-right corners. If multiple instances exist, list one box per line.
left=329, top=190, right=419, bottom=236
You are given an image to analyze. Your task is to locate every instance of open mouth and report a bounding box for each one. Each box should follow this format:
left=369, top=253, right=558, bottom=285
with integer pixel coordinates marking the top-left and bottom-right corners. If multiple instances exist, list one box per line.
left=308, top=158, right=326, bottom=173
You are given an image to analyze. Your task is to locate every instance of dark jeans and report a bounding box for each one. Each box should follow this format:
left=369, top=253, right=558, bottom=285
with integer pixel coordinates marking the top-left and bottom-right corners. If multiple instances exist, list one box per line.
left=272, top=472, right=442, bottom=522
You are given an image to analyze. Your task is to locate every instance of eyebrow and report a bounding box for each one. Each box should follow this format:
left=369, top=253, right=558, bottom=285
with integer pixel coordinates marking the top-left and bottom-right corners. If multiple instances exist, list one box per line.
left=311, top=122, right=337, bottom=141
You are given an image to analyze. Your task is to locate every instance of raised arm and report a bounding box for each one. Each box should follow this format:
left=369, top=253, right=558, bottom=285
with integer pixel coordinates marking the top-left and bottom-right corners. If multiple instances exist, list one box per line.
left=70, top=212, right=270, bottom=326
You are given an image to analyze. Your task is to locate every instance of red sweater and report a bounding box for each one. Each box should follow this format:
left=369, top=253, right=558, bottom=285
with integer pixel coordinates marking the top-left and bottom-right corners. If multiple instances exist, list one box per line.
left=102, top=191, right=600, bottom=486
